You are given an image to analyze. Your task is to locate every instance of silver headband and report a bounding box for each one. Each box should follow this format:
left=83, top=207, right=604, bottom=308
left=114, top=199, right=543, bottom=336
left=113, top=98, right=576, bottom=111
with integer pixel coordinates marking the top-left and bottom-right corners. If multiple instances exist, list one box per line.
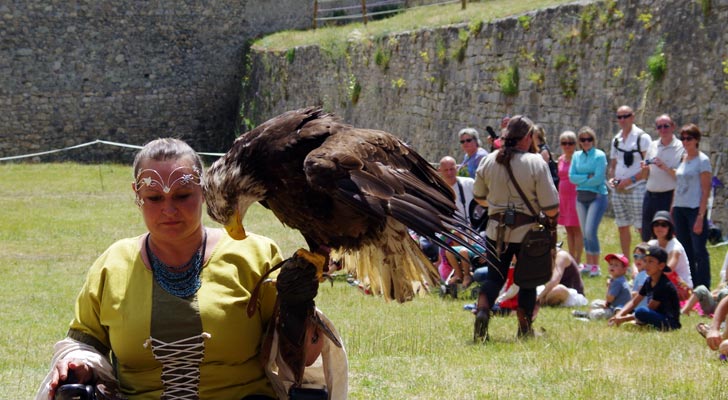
left=134, top=166, right=201, bottom=205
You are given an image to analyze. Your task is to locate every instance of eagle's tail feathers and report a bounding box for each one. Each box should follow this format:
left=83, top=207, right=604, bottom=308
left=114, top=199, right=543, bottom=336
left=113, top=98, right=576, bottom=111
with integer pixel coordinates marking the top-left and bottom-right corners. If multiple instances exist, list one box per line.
left=339, top=221, right=438, bottom=302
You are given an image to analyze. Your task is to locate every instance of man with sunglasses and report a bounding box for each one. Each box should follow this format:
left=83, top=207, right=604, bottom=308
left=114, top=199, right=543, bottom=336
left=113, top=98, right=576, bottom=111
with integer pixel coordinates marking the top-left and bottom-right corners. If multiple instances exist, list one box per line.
left=608, top=105, right=652, bottom=266
left=640, top=114, right=684, bottom=241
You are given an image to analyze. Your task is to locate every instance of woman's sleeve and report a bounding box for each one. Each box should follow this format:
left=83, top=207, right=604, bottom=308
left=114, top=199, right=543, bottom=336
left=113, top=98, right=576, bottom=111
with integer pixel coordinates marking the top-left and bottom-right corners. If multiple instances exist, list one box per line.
left=582, top=152, right=607, bottom=187
left=35, top=252, right=117, bottom=400
left=34, top=338, right=116, bottom=400
left=68, top=255, right=111, bottom=355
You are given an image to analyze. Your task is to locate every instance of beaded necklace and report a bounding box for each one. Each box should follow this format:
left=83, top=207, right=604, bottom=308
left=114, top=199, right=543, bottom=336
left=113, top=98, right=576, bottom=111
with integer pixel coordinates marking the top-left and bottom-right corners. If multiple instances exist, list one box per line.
left=146, top=230, right=207, bottom=298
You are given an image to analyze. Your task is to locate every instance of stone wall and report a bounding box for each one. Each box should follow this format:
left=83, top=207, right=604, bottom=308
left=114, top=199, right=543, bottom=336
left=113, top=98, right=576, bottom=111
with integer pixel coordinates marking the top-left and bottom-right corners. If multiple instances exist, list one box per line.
left=0, top=0, right=311, bottom=161
left=242, top=0, right=728, bottom=226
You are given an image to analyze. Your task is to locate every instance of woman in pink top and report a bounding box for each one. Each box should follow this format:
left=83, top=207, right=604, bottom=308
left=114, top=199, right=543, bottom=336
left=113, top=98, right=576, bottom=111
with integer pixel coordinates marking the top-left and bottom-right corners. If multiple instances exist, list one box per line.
left=558, top=130, right=584, bottom=265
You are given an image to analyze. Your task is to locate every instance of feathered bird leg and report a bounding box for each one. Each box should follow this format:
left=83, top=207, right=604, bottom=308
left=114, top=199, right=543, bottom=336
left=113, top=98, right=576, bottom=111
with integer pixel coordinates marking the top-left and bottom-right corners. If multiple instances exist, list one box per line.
left=275, top=250, right=342, bottom=388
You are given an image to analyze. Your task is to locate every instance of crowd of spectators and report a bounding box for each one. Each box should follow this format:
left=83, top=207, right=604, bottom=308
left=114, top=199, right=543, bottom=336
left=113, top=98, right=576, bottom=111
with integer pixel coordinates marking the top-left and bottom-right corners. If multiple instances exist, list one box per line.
left=433, top=105, right=720, bottom=341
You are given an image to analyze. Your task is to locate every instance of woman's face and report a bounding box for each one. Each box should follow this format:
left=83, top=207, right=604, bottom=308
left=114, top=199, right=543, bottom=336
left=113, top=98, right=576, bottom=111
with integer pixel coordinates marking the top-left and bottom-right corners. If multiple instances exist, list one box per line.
left=680, top=133, right=698, bottom=151
left=578, top=134, right=594, bottom=151
left=460, top=134, right=478, bottom=154
left=651, top=221, right=670, bottom=239
left=134, top=158, right=204, bottom=241
left=560, top=137, right=576, bottom=155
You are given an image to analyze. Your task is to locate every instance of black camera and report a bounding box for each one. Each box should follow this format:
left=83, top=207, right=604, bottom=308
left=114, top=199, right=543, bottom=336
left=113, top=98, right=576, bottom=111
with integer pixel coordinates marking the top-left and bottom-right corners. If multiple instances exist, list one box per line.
left=485, top=126, right=498, bottom=139
left=645, top=158, right=655, bottom=165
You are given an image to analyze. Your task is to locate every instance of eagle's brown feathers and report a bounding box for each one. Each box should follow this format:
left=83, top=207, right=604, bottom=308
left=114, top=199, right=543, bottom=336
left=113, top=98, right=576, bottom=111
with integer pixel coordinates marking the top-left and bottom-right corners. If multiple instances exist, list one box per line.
left=204, top=106, right=484, bottom=302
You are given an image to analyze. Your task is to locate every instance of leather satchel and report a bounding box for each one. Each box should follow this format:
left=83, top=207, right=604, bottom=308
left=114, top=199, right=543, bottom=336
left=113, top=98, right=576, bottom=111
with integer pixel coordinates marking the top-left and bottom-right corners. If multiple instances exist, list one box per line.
left=505, top=162, right=556, bottom=289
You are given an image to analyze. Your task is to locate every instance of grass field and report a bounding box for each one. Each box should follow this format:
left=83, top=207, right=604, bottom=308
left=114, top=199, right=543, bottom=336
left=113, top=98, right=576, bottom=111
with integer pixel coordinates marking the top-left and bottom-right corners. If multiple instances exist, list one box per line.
left=253, top=0, right=575, bottom=51
left=3, top=163, right=728, bottom=399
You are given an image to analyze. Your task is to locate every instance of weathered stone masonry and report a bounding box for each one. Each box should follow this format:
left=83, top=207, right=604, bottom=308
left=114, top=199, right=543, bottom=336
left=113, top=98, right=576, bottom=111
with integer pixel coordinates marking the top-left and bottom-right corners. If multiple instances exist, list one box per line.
left=0, top=0, right=311, bottom=160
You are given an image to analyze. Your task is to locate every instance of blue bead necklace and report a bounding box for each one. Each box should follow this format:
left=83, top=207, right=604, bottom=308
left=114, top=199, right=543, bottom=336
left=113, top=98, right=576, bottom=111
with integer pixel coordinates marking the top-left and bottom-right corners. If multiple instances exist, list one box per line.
left=146, top=230, right=207, bottom=298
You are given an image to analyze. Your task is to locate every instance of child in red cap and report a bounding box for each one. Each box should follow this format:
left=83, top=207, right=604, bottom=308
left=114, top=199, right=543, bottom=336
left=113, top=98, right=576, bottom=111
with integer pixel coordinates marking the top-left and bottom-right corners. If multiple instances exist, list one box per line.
left=574, top=253, right=631, bottom=320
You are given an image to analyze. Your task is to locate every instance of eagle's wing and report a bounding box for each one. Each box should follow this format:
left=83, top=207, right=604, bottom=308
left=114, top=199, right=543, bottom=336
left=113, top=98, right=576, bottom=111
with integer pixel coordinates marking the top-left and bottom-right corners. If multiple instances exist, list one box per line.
left=301, top=121, right=487, bottom=301
left=303, top=122, right=481, bottom=253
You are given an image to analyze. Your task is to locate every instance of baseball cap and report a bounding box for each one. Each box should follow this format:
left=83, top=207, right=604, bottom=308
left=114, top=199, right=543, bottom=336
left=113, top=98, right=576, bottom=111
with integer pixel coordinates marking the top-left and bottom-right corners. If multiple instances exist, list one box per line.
left=644, top=245, right=671, bottom=272
left=604, top=253, right=629, bottom=267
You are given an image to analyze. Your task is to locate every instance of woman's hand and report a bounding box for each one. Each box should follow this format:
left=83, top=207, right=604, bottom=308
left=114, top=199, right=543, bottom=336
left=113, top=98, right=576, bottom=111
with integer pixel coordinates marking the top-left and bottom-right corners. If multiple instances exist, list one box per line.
left=48, top=359, right=94, bottom=399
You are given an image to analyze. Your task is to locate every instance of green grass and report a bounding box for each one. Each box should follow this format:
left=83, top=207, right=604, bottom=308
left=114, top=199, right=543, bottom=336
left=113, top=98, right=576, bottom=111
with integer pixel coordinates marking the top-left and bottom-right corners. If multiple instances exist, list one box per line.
left=3, top=163, right=728, bottom=399
left=252, top=0, right=575, bottom=52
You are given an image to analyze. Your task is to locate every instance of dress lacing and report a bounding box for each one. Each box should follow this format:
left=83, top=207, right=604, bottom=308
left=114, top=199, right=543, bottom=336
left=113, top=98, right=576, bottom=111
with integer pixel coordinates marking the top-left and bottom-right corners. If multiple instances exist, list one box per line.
left=143, top=332, right=211, bottom=399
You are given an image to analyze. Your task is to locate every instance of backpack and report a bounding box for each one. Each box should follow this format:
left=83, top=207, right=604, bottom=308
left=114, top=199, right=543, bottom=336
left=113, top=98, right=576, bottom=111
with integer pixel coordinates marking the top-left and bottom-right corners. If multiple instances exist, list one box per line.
left=468, top=199, right=489, bottom=232
left=613, top=133, right=648, bottom=168
left=456, top=180, right=488, bottom=232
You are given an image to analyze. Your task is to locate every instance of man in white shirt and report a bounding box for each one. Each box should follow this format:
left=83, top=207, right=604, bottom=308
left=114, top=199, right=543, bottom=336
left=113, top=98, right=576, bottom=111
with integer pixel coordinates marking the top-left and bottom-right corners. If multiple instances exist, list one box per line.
left=608, top=105, right=652, bottom=264
left=438, top=156, right=474, bottom=221
left=640, top=114, right=684, bottom=241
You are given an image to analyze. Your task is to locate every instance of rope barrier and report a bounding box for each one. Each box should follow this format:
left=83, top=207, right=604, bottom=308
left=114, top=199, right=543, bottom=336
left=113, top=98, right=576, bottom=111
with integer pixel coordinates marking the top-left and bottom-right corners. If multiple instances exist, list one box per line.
left=0, top=140, right=225, bottom=162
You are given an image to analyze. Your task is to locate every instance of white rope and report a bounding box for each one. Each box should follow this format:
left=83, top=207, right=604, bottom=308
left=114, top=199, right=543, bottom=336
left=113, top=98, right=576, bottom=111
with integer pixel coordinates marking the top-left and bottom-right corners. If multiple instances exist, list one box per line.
left=0, top=139, right=224, bottom=162
left=143, top=332, right=211, bottom=400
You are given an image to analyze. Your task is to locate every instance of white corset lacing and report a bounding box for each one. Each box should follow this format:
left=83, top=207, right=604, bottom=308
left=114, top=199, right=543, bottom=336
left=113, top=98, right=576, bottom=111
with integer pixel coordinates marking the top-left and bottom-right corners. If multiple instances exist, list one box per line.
left=143, top=332, right=211, bottom=400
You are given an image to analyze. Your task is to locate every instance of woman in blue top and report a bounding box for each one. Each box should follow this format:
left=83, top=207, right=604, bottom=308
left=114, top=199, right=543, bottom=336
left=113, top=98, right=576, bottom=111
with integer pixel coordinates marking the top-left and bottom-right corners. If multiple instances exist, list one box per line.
left=568, top=126, right=608, bottom=277
left=458, top=127, right=489, bottom=178
left=672, top=124, right=713, bottom=288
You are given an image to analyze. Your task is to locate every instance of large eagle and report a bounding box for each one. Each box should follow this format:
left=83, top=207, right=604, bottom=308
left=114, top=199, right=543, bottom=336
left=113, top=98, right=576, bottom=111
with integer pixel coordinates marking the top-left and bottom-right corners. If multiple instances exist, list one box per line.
left=203, top=107, right=488, bottom=388
left=203, top=106, right=486, bottom=302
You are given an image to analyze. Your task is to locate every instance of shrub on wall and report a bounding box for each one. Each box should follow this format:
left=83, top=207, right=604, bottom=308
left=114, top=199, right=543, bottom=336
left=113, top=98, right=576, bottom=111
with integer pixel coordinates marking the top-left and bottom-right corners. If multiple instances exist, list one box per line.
left=455, top=28, right=469, bottom=63
left=701, top=0, right=711, bottom=17
left=518, top=15, right=531, bottom=31
left=348, top=74, right=361, bottom=104
left=647, top=41, right=666, bottom=82
left=498, top=65, right=519, bottom=96
left=374, top=46, right=390, bottom=71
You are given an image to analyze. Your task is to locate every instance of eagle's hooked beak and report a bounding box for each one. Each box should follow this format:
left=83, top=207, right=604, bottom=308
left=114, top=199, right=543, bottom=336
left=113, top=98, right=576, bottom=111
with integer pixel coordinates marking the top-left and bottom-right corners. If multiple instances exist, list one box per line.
left=225, top=209, right=247, bottom=240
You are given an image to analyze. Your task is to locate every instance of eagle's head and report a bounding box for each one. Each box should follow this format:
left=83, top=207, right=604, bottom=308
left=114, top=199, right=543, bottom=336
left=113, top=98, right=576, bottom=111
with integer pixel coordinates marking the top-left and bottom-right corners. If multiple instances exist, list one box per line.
left=203, top=154, right=267, bottom=240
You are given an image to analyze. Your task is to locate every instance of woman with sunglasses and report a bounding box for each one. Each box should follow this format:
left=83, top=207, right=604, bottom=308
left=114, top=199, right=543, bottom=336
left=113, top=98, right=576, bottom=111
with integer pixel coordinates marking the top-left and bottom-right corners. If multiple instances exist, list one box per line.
left=672, top=124, right=713, bottom=288
left=457, top=127, right=489, bottom=178
left=648, top=210, right=693, bottom=299
left=557, top=130, right=584, bottom=265
left=568, top=126, right=608, bottom=277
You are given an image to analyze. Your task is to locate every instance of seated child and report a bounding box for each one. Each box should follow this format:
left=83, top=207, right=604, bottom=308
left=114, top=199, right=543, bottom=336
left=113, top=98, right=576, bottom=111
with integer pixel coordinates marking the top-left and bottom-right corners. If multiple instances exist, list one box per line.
left=681, top=284, right=728, bottom=317
left=608, top=246, right=681, bottom=331
left=576, top=253, right=631, bottom=320
left=631, top=243, right=650, bottom=309
left=683, top=251, right=728, bottom=316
